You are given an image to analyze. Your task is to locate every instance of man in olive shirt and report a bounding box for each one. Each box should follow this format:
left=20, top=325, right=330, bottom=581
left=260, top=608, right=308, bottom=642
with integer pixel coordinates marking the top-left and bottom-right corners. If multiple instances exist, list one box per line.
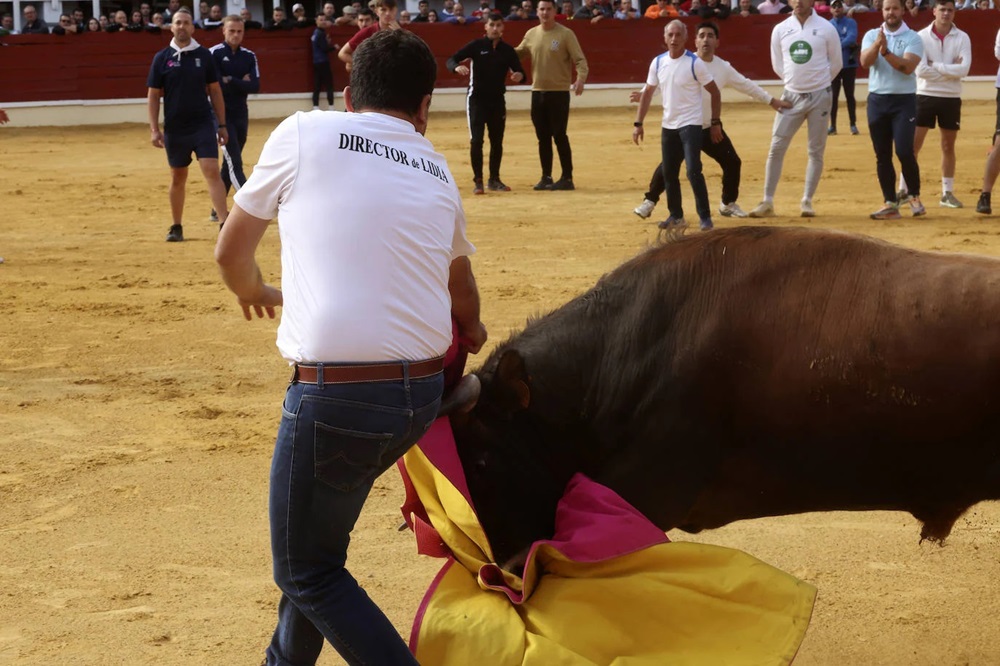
left=515, top=0, right=588, bottom=190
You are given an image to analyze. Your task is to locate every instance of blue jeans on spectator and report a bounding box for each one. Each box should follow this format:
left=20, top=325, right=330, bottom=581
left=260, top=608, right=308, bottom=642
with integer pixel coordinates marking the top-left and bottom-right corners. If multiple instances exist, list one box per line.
left=265, top=368, right=444, bottom=666
left=867, top=92, right=920, bottom=204
left=661, top=125, right=710, bottom=222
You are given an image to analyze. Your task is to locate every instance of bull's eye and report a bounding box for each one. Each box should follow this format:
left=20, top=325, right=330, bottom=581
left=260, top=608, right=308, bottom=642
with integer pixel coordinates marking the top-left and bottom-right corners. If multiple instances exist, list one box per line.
left=474, top=460, right=488, bottom=472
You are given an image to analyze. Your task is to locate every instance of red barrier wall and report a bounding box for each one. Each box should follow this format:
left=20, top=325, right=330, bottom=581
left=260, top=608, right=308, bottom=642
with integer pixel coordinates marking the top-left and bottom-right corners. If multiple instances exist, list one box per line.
left=2, top=14, right=1000, bottom=104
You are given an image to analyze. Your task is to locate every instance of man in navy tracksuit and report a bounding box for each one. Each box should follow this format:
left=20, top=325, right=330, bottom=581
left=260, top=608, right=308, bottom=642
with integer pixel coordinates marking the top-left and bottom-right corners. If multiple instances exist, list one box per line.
left=210, top=14, right=260, bottom=220
left=446, top=12, right=524, bottom=194
left=147, top=8, right=229, bottom=242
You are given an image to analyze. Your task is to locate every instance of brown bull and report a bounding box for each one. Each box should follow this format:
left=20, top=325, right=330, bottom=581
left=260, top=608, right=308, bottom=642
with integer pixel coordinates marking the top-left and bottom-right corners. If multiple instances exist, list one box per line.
left=445, top=226, right=1000, bottom=571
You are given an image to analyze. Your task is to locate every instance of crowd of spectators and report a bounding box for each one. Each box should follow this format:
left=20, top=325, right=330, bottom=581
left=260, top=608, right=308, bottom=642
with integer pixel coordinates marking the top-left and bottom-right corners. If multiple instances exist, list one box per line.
left=0, top=0, right=993, bottom=37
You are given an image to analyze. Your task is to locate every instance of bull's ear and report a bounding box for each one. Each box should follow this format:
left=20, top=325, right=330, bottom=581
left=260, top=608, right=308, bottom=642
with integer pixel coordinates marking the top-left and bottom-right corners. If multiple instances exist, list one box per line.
left=496, top=350, right=531, bottom=410
left=439, top=374, right=481, bottom=417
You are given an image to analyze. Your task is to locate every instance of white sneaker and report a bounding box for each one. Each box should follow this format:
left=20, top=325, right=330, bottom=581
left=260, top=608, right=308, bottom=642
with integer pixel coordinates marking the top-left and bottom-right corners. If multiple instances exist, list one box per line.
left=719, top=201, right=748, bottom=218
left=748, top=201, right=775, bottom=218
left=634, top=198, right=656, bottom=219
left=800, top=200, right=815, bottom=218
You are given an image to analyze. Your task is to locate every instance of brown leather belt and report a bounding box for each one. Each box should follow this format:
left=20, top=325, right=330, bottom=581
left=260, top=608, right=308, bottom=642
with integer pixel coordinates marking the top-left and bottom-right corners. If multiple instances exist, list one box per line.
left=291, top=357, right=444, bottom=385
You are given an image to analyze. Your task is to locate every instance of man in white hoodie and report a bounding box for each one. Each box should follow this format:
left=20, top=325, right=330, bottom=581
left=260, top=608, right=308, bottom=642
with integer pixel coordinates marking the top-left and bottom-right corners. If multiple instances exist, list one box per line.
left=147, top=7, right=230, bottom=242
left=898, top=0, right=971, bottom=208
left=749, top=0, right=841, bottom=218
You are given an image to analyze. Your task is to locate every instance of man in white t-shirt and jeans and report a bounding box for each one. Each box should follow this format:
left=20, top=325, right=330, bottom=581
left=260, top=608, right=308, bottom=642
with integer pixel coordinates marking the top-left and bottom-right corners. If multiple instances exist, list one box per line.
left=633, top=20, right=722, bottom=232
left=749, top=0, right=841, bottom=218
left=215, top=29, right=487, bottom=666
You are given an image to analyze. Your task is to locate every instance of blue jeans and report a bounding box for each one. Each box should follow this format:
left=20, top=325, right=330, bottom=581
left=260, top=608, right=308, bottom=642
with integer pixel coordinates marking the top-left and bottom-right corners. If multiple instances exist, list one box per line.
left=661, top=125, right=710, bottom=222
left=266, top=368, right=444, bottom=666
left=867, top=92, right=920, bottom=203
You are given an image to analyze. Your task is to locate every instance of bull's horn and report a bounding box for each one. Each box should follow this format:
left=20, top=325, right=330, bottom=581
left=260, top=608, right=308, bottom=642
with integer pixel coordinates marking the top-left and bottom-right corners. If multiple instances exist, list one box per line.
left=438, top=374, right=481, bottom=416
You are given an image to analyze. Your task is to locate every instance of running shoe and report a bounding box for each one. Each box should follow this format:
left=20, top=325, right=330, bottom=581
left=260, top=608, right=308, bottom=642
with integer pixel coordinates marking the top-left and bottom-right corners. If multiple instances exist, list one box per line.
left=800, top=200, right=815, bottom=218
left=533, top=176, right=553, bottom=191
left=748, top=201, right=775, bottom=218
left=634, top=198, right=656, bottom=219
left=166, top=224, right=184, bottom=242
left=940, top=191, right=963, bottom=208
left=487, top=178, right=511, bottom=192
left=719, top=201, right=748, bottom=218
left=977, top=192, right=992, bottom=215
left=910, top=197, right=926, bottom=217
left=870, top=203, right=901, bottom=220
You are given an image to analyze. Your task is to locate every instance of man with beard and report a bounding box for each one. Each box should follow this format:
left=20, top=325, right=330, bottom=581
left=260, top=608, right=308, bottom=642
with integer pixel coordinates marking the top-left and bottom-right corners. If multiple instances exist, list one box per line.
left=860, top=0, right=924, bottom=219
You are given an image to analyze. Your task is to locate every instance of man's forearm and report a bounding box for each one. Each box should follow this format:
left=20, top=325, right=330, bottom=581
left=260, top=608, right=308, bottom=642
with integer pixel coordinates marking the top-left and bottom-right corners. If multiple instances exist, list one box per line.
left=208, top=84, right=226, bottom=125
left=147, top=89, right=160, bottom=130
left=448, top=256, right=482, bottom=337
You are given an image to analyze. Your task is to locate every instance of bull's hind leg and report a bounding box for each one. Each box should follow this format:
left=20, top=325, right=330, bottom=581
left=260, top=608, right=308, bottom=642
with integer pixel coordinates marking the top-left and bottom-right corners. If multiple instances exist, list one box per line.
left=911, top=503, right=972, bottom=545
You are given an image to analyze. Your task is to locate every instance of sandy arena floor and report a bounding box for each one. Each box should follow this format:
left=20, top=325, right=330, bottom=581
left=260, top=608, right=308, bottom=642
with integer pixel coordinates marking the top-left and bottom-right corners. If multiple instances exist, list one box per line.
left=2, top=101, right=1000, bottom=665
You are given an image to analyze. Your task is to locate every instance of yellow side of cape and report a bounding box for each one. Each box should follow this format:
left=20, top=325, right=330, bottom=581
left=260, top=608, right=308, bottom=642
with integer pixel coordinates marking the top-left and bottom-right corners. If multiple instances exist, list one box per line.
left=403, top=445, right=817, bottom=666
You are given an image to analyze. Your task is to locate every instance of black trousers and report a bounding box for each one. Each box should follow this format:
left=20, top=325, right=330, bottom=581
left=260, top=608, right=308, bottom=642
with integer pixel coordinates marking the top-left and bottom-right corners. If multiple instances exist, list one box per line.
left=312, top=62, right=334, bottom=106
left=830, top=66, right=857, bottom=129
left=530, top=90, right=572, bottom=179
left=468, top=96, right=507, bottom=181
left=644, top=127, right=742, bottom=206
left=220, top=113, right=249, bottom=193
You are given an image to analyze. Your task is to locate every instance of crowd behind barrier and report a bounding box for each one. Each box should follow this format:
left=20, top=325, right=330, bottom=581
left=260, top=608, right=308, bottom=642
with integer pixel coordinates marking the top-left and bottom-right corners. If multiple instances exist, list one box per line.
left=1, top=0, right=1000, bottom=105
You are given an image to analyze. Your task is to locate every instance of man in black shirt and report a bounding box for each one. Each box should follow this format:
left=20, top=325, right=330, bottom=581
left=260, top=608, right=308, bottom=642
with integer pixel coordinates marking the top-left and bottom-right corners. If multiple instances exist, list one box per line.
left=21, top=4, right=49, bottom=33
left=147, top=8, right=230, bottom=242
left=446, top=13, right=525, bottom=193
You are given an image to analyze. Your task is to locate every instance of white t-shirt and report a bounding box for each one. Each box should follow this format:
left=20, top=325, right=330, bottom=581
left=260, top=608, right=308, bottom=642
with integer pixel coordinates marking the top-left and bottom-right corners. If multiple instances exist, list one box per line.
left=645, top=50, right=713, bottom=130
left=770, top=10, right=843, bottom=93
left=700, top=56, right=772, bottom=128
left=234, top=110, right=475, bottom=364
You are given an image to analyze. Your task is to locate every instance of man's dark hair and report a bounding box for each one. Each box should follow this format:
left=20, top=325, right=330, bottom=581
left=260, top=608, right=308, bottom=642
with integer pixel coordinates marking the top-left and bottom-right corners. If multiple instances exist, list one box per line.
left=373, top=0, right=398, bottom=9
left=696, top=20, right=718, bottom=37
left=175, top=6, right=193, bottom=16
left=358, top=7, right=375, bottom=17
left=488, top=10, right=504, bottom=19
left=350, top=30, right=437, bottom=116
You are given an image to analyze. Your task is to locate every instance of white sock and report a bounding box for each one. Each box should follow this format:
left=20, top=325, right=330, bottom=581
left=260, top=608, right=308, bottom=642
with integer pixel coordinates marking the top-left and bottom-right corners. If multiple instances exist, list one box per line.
left=899, top=174, right=908, bottom=193
left=943, top=177, right=954, bottom=193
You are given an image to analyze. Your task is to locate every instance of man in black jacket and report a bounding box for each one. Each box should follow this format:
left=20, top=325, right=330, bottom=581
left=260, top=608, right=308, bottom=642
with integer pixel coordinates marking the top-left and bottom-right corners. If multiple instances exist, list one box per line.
left=21, top=5, right=49, bottom=33
left=209, top=14, right=261, bottom=220
left=446, top=13, right=525, bottom=194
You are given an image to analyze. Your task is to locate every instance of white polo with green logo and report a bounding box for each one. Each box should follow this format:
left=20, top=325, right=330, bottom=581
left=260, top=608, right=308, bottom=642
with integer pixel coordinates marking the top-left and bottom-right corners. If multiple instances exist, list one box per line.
left=770, top=10, right=843, bottom=94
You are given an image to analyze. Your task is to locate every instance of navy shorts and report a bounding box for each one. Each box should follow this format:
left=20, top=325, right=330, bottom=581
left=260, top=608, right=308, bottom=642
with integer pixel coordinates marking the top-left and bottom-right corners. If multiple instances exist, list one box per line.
left=915, top=95, right=961, bottom=131
left=164, top=125, right=218, bottom=168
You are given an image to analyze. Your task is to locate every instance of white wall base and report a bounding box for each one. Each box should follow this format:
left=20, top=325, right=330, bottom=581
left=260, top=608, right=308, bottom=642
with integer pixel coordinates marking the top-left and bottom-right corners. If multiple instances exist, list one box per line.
left=3, top=79, right=997, bottom=128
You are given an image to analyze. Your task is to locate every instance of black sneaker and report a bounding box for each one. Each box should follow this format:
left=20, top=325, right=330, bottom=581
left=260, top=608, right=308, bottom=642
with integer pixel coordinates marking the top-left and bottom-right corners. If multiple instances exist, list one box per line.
left=166, top=224, right=184, bottom=242
left=487, top=178, right=511, bottom=192
left=210, top=209, right=219, bottom=222
left=533, top=176, right=554, bottom=191
left=473, top=179, right=485, bottom=195
left=549, top=177, right=575, bottom=191
left=977, top=192, right=992, bottom=215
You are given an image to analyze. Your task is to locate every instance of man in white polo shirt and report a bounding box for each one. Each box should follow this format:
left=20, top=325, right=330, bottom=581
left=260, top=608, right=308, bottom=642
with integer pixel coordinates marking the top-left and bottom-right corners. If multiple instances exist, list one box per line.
left=633, top=20, right=722, bottom=232
left=898, top=0, right=970, bottom=208
left=749, top=0, right=841, bottom=218
left=215, top=30, right=487, bottom=666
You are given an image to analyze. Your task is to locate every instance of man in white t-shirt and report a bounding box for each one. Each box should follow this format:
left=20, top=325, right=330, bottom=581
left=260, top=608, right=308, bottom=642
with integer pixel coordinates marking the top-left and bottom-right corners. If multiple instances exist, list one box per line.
left=215, top=30, right=487, bottom=666
left=631, top=20, right=792, bottom=221
left=633, top=20, right=722, bottom=232
left=748, top=0, right=842, bottom=218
